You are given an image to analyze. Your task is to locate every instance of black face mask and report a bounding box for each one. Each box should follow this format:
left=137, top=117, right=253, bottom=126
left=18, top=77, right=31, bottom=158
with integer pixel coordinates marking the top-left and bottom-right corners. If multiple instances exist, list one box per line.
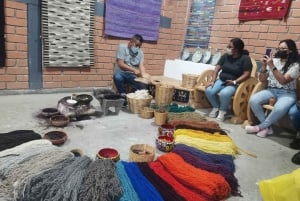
left=274, top=50, right=288, bottom=59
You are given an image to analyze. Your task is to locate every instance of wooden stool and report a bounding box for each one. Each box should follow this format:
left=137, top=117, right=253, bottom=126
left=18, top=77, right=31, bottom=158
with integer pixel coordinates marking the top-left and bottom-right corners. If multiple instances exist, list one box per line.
left=100, top=98, right=124, bottom=116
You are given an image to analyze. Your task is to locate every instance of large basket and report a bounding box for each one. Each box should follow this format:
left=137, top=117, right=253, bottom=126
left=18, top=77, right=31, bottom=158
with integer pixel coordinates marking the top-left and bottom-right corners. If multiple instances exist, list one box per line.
left=155, top=84, right=174, bottom=107
left=129, top=144, right=155, bottom=162
left=182, top=74, right=198, bottom=89
left=127, top=95, right=153, bottom=114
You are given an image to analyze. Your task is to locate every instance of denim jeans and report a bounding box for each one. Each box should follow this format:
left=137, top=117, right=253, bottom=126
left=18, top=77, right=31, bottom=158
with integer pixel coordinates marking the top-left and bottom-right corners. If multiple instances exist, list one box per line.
left=205, top=79, right=237, bottom=111
left=113, top=71, right=147, bottom=95
left=288, top=104, right=300, bottom=131
left=249, top=88, right=296, bottom=129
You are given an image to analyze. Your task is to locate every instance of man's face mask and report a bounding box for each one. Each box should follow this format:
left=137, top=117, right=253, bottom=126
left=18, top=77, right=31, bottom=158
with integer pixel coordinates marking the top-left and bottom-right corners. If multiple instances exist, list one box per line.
left=130, top=47, right=139, bottom=54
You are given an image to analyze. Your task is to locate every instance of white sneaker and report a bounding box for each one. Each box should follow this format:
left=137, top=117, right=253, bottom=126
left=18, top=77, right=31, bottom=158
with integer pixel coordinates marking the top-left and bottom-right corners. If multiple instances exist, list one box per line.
left=208, top=108, right=219, bottom=118
left=216, top=110, right=226, bottom=121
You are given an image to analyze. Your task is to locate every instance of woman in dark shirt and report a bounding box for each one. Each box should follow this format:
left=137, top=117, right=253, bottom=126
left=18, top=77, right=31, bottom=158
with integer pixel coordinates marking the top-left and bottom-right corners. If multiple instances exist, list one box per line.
left=205, top=38, right=253, bottom=121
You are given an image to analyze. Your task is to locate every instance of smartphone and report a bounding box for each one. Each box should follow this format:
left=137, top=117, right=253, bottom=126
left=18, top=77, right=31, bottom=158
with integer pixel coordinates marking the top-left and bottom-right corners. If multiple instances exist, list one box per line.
left=265, top=48, right=272, bottom=57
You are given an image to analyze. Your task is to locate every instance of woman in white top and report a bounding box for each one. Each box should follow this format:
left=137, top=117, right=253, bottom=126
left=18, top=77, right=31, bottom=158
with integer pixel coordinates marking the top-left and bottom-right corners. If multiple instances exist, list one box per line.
left=246, top=39, right=300, bottom=138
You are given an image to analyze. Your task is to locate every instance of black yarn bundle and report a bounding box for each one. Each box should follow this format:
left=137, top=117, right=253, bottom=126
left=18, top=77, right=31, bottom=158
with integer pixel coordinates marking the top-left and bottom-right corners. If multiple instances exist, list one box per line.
left=0, top=130, right=41, bottom=151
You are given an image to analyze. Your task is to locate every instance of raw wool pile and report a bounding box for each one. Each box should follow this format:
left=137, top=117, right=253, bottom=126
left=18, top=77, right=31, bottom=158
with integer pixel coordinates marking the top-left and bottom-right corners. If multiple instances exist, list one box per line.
left=0, top=140, right=74, bottom=200
left=0, top=130, right=41, bottom=151
left=167, top=111, right=207, bottom=122
left=78, top=158, right=122, bottom=201
left=126, top=89, right=151, bottom=99
left=0, top=140, right=122, bottom=201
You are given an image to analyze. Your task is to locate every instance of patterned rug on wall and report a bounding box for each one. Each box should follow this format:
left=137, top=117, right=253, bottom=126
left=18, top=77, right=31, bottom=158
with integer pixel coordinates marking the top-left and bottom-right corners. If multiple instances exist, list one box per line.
left=239, top=0, right=292, bottom=21
left=41, top=0, right=96, bottom=67
left=184, top=0, right=216, bottom=48
left=105, top=0, right=162, bottom=41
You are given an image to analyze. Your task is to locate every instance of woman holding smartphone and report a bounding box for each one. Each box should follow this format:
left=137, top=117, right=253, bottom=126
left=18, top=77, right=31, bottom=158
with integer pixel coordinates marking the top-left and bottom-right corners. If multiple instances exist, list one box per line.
left=245, top=39, right=300, bottom=137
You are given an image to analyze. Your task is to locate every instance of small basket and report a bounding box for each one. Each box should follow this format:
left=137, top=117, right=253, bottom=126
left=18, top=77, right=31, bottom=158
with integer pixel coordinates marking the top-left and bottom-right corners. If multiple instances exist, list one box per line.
left=154, top=110, right=168, bottom=126
left=129, top=144, right=155, bottom=162
left=127, top=95, right=153, bottom=114
left=139, top=107, right=154, bottom=119
left=49, top=115, right=70, bottom=127
left=182, top=74, right=198, bottom=89
left=155, top=84, right=174, bottom=107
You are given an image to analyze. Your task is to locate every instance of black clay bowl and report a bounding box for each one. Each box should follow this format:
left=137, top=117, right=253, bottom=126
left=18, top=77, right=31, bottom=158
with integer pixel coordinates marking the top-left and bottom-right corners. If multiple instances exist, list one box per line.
left=76, top=94, right=93, bottom=105
left=41, top=107, right=60, bottom=118
left=44, top=131, right=68, bottom=145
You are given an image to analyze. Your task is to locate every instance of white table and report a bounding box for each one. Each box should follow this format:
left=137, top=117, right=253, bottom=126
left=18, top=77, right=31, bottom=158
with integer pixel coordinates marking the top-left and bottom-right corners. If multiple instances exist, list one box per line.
left=163, top=59, right=215, bottom=80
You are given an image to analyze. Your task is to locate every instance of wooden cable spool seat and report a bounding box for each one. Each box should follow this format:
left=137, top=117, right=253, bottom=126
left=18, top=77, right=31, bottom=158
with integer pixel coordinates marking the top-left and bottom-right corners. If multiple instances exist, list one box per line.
left=194, top=57, right=258, bottom=124
left=245, top=76, right=300, bottom=130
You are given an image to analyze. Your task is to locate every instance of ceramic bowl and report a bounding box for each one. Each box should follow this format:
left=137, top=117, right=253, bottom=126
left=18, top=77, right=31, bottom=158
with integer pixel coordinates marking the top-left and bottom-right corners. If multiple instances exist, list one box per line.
left=155, top=135, right=175, bottom=152
left=41, top=107, right=60, bottom=118
left=96, top=148, right=120, bottom=162
left=66, top=99, right=77, bottom=106
left=49, top=115, right=70, bottom=127
left=44, top=131, right=68, bottom=145
left=76, top=94, right=93, bottom=105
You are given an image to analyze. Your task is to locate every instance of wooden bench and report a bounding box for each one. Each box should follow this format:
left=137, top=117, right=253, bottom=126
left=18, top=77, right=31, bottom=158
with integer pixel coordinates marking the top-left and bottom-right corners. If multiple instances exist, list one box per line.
left=193, top=57, right=258, bottom=124
left=244, top=76, right=300, bottom=130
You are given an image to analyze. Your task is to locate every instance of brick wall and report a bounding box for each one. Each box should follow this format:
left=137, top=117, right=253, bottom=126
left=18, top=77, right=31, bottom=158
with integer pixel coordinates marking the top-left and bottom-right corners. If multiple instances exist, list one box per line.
left=210, top=0, right=300, bottom=61
left=1, top=0, right=28, bottom=90
left=1, top=0, right=300, bottom=90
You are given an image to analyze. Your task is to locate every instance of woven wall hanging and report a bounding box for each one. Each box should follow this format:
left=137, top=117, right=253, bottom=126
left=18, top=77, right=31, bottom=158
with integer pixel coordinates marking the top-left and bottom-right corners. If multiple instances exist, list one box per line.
left=184, top=0, right=216, bottom=48
left=239, top=0, right=292, bottom=21
left=105, top=0, right=162, bottom=41
left=41, top=0, right=95, bottom=67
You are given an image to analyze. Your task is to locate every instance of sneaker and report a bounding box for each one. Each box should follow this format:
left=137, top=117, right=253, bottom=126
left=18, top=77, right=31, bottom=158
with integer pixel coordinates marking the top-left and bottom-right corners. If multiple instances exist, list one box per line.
left=245, top=125, right=260, bottom=134
left=216, top=110, right=226, bottom=121
left=208, top=108, right=219, bottom=118
left=256, top=128, right=273, bottom=138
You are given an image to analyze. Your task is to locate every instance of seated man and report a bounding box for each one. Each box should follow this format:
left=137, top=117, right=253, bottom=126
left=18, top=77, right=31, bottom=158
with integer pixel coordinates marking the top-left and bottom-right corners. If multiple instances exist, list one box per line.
left=113, top=34, right=150, bottom=102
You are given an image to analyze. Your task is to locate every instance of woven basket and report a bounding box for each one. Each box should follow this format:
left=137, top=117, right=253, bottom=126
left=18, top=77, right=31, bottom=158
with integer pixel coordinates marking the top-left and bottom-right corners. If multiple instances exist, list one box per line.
left=155, top=84, right=174, bottom=107
left=182, top=74, right=198, bottom=88
left=129, top=144, right=155, bottom=162
left=139, top=107, right=154, bottom=119
left=127, top=95, right=153, bottom=114
left=154, top=110, right=168, bottom=126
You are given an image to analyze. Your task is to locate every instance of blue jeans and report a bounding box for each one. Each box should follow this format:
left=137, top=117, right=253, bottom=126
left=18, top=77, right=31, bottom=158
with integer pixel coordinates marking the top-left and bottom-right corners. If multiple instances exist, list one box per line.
left=205, top=79, right=237, bottom=111
left=249, top=88, right=296, bottom=129
left=113, top=71, right=147, bottom=95
left=288, top=104, right=300, bottom=132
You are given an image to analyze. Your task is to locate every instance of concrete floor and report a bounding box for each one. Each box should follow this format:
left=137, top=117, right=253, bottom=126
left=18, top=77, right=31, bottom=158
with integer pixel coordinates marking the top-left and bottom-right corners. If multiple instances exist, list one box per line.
left=0, top=90, right=299, bottom=201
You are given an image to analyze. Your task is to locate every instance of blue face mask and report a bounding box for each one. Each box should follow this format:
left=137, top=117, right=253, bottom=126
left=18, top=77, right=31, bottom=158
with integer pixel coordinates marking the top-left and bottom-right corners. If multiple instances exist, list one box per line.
left=130, top=47, right=139, bottom=54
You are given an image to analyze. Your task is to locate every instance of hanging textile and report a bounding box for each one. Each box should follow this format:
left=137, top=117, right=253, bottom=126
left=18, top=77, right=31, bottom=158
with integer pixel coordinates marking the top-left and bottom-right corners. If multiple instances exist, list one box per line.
left=105, top=0, right=162, bottom=41
left=184, top=0, right=216, bottom=48
left=41, top=0, right=96, bottom=67
left=0, top=0, right=5, bottom=67
left=239, top=0, right=292, bottom=21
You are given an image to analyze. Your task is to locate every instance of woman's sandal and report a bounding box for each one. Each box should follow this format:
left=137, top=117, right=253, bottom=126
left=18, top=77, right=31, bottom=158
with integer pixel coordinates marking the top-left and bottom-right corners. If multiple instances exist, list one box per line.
left=291, top=151, right=300, bottom=165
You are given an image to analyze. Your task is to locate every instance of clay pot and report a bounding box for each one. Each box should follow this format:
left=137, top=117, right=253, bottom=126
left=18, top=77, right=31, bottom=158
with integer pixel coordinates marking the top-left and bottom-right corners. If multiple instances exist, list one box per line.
left=49, top=115, right=70, bottom=127
left=41, top=108, right=60, bottom=118
left=155, top=135, right=175, bottom=152
left=158, top=124, right=175, bottom=137
left=44, top=131, right=68, bottom=145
